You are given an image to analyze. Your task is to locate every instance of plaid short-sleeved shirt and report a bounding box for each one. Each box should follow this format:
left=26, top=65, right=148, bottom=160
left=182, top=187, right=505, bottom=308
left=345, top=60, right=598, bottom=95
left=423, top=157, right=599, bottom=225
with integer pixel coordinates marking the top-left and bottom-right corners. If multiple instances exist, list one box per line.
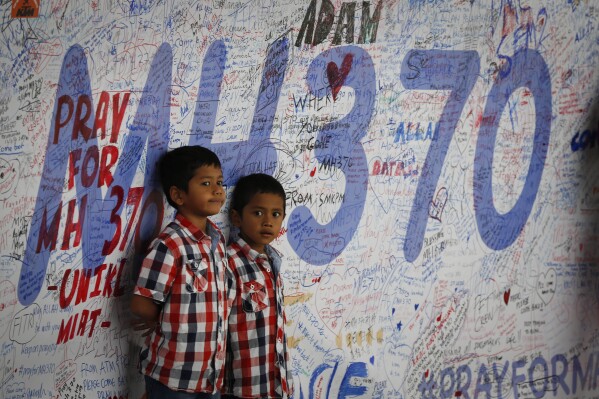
left=224, top=237, right=294, bottom=399
left=134, top=213, right=229, bottom=393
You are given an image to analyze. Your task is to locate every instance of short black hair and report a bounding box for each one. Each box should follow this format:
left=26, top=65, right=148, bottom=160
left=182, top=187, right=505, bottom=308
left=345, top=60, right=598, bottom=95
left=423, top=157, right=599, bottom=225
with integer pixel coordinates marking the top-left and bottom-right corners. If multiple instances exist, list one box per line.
left=158, top=145, right=222, bottom=208
left=230, top=173, right=286, bottom=215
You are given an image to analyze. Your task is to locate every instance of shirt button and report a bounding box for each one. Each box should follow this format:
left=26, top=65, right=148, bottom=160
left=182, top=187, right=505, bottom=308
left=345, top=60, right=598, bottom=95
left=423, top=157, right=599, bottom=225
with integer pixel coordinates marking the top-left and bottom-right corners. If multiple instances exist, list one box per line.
left=266, top=268, right=271, bottom=272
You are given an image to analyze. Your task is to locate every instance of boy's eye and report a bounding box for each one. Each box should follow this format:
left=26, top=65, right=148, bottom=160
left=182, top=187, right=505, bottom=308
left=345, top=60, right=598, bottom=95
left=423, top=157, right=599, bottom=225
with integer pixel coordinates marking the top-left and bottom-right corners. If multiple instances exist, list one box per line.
left=273, top=211, right=282, bottom=218
left=254, top=211, right=264, bottom=216
left=201, top=181, right=210, bottom=186
left=217, top=181, right=225, bottom=187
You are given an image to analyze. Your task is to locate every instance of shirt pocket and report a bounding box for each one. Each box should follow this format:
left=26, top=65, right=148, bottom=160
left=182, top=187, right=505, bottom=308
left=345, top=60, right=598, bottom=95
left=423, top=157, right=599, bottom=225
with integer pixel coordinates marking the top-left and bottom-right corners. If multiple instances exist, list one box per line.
left=185, top=259, right=210, bottom=293
left=241, top=279, right=269, bottom=313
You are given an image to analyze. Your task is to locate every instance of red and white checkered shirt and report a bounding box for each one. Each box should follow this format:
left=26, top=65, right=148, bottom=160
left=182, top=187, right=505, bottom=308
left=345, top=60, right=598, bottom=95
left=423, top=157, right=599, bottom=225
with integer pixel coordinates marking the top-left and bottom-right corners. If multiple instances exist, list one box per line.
left=224, top=237, right=294, bottom=398
left=134, top=213, right=229, bottom=393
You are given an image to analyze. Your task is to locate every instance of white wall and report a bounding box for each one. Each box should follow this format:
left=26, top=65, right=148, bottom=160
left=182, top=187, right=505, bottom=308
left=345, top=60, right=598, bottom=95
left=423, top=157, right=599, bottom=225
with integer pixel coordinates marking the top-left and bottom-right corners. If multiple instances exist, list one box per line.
left=1, top=1, right=599, bottom=398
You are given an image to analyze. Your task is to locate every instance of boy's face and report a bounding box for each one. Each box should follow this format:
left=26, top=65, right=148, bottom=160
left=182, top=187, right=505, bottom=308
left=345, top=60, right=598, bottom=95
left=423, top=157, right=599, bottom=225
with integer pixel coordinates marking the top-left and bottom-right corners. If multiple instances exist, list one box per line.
left=232, top=192, right=285, bottom=254
left=170, top=165, right=225, bottom=229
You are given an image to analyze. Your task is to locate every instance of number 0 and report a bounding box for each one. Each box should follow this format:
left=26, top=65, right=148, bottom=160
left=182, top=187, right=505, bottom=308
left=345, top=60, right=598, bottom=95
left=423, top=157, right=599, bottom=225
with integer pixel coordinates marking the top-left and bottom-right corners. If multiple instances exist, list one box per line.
left=474, top=49, right=551, bottom=250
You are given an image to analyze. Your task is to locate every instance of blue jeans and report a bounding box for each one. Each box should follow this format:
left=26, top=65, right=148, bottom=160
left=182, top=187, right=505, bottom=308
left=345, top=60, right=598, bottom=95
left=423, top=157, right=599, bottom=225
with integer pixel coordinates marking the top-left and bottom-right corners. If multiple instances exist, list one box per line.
left=145, top=376, right=221, bottom=399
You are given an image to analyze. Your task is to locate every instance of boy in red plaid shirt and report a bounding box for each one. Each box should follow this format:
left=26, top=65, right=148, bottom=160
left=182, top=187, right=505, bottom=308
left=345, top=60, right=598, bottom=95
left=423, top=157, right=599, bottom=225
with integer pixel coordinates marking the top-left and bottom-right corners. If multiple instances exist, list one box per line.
left=223, top=173, right=294, bottom=399
left=131, top=146, right=230, bottom=399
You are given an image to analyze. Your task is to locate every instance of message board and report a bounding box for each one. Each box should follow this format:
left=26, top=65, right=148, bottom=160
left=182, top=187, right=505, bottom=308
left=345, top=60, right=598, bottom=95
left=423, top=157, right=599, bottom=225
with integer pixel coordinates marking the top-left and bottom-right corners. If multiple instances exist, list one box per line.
left=0, top=1, right=598, bottom=398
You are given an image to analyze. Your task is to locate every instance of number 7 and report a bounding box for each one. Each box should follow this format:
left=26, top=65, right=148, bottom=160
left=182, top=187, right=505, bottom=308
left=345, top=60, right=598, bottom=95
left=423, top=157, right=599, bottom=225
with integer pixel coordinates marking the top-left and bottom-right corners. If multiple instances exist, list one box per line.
left=401, top=50, right=480, bottom=262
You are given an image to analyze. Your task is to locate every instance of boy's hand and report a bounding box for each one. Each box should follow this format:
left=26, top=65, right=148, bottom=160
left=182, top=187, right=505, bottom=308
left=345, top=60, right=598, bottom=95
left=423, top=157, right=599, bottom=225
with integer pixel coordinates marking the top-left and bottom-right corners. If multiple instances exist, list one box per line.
left=130, top=294, right=161, bottom=336
left=131, top=317, right=159, bottom=337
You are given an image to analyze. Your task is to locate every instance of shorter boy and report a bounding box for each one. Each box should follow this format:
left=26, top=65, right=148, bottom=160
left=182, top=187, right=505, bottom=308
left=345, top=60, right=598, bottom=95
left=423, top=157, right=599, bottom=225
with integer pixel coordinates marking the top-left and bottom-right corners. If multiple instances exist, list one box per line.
left=223, top=173, right=294, bottom=399
left=131, top=145, right=229, bottom=399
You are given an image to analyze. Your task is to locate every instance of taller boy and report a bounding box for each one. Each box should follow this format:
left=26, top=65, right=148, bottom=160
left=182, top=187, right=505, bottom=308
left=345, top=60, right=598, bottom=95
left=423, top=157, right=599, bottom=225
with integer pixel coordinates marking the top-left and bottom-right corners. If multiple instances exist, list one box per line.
left=131, top=145, right=229, bottom=398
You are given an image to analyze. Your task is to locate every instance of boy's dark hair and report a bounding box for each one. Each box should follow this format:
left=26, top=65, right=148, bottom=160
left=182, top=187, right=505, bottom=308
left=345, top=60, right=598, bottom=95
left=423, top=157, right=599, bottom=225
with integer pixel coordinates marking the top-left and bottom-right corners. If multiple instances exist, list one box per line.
left=231, top=173, right=286, bottom=215
left=159, top=145, right=222, bottom=208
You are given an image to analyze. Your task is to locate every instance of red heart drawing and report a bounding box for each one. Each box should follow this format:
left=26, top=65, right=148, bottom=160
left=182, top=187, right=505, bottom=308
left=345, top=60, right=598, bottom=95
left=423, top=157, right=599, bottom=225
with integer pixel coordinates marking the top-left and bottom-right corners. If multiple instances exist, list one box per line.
left=326, top=53, right=353, bottom=101
left=503, top=289, right=510, bottom=305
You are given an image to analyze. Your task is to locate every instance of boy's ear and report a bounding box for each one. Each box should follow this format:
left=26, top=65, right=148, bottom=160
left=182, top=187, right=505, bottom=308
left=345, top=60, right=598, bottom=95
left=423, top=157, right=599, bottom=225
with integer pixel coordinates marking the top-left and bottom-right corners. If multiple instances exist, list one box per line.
left=169, top=186, right=185, bottom=206
left=230, top=209, right=242, bottom=227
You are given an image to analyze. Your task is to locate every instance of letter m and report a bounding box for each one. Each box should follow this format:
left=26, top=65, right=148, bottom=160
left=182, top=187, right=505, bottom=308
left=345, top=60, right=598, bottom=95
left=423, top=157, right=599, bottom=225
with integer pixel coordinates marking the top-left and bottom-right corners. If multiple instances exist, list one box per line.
left=358, top=2, right=382, bottom=44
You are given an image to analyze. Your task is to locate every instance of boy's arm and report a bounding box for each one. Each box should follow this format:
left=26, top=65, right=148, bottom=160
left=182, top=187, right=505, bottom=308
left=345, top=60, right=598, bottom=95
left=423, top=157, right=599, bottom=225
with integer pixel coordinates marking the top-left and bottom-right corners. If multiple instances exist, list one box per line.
left=130, top=294, right=161, bottom=337
left=131, top=239, right=175, bottom=337
left=225, top=255, right=238, bottom=308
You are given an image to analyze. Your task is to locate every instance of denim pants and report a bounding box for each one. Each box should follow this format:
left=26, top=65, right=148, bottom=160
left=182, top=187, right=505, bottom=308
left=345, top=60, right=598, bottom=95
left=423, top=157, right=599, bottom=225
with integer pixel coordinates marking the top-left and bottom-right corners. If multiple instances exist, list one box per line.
left=145, top=376, right=221, bottom=399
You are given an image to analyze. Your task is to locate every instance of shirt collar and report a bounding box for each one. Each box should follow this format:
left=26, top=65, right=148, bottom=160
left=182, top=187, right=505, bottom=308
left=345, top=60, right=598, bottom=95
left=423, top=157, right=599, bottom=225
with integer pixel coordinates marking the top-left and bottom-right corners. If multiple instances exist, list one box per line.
left=235, top=236, right=283, bottom=274
left=175, top=213, right=223, bottom=249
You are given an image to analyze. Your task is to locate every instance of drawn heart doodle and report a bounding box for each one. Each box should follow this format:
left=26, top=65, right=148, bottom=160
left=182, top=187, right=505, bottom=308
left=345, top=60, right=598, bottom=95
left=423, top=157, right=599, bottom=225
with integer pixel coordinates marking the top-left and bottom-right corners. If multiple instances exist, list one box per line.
left=537, top=268, right=556, bottom=305
left=326, top=53, right=353, bottom=101
left=429, top=187, right=448, bottom=221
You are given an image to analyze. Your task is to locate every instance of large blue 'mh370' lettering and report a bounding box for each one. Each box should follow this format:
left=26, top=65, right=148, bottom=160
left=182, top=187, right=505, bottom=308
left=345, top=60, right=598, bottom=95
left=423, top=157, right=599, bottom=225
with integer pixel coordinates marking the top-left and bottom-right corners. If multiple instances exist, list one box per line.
left=19, top=41, right=551, bottom=305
